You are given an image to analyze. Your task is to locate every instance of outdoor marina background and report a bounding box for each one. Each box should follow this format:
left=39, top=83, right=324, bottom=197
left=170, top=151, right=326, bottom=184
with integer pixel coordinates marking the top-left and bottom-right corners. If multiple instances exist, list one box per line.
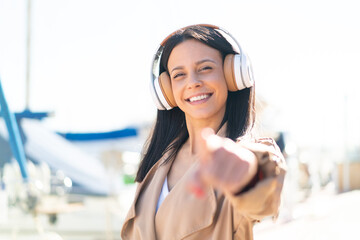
left=1, top=0, right=360, bottom=239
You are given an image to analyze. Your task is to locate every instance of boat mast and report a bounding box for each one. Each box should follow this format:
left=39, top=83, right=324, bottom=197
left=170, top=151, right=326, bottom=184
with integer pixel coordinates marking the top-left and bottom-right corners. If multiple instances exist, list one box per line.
left=25, top=0, right=32, bottom=110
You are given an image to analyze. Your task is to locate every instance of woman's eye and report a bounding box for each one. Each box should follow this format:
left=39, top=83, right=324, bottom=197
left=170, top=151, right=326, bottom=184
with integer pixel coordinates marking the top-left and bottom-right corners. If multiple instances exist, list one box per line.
left=173, top=73, right=185, bottom=79
left=200, top=66, right=212, bottom=71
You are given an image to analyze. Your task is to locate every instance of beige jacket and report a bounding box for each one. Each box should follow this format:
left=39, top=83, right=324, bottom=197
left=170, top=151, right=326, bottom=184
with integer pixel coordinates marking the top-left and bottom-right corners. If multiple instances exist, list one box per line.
left=121, top=136, right=286, bottom=240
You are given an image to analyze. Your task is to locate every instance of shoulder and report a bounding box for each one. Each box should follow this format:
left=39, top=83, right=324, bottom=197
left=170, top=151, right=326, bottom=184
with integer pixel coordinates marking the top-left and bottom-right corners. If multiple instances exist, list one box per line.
left=236, top=135, right=286, bottom=180
left=237, top=136, right=282, bottom=156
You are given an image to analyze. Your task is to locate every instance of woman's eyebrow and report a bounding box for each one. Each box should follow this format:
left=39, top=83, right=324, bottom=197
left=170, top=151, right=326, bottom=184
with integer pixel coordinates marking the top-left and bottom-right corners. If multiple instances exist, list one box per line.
left=170, top=66, right=184, bottom=75
left=170, top=59, right=216, bottom=74
left=196, top=59, right=216, bottom=65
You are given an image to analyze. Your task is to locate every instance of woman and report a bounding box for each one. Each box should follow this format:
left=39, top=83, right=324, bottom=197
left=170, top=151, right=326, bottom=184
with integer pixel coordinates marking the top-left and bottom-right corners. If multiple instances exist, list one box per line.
left=121, top=24, right=286, bottom=240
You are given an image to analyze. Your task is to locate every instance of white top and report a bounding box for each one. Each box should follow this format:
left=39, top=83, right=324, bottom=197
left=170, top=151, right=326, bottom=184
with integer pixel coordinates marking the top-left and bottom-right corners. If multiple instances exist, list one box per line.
left=156, top=176, right=169, bottom=212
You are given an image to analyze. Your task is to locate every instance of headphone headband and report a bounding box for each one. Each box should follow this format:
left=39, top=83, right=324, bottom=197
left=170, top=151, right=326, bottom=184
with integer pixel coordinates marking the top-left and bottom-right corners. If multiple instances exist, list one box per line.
left=151, top=25, right=243, bottom=84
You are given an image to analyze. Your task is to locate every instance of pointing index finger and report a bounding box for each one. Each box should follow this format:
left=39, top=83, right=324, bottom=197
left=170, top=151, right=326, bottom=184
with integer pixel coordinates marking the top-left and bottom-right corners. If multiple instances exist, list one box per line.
left=201, top=128, right=222, bottom=152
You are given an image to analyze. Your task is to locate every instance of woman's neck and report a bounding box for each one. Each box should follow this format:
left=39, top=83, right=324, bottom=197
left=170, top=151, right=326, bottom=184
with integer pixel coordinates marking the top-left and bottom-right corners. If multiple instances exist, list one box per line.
left=185, top=116, right=223, bottom=155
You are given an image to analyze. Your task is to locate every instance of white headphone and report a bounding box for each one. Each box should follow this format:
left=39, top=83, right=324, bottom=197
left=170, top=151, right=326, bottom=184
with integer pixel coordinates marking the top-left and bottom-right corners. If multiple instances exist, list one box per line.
left=150, top=24, right=254, bottom=110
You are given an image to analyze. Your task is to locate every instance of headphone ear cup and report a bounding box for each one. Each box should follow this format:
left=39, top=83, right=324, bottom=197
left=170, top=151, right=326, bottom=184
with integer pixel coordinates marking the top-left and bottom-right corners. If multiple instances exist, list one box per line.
left=240, top=53, right=255, bottom=88
left=224, top=54, right=238, bottom=92
left=224, top=53, right=254, bottom=91
left=158, top=72, right=177, bottom=109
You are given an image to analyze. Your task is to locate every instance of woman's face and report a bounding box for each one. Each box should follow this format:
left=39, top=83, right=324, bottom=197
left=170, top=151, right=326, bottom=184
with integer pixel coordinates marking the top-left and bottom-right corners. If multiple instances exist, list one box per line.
left=167, top=39, right=228, bottom=123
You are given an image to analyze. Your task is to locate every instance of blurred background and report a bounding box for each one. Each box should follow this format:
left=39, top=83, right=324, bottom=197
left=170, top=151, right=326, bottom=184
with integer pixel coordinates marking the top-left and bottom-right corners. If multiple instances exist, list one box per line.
left=0, top=0, right=359, bottom=239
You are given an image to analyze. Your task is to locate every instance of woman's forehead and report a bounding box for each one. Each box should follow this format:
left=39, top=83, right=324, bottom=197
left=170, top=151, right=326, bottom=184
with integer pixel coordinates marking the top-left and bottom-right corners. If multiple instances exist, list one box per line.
left=168, top=39, right=222, bottom=67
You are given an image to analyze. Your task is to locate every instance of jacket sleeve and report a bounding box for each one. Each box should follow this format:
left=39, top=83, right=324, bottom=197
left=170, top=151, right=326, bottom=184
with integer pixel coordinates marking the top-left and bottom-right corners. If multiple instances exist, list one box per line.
left=226, top=137, right=286, bottom=221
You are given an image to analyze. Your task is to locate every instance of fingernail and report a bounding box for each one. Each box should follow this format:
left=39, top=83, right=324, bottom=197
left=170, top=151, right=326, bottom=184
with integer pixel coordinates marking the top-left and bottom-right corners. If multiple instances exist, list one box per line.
left=193, top=187, right=204, bottom=198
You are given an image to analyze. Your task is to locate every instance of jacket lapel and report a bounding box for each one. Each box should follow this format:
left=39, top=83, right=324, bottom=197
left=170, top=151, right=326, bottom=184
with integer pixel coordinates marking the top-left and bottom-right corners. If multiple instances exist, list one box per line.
left=155, top=161, right=218, bottom=240
left=121, top=152, right=172, bottom=240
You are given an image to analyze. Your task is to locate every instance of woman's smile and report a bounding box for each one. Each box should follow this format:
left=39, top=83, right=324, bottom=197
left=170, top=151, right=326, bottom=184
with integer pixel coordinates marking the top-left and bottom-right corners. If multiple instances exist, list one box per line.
left=186, top=93, right=213, bottom=104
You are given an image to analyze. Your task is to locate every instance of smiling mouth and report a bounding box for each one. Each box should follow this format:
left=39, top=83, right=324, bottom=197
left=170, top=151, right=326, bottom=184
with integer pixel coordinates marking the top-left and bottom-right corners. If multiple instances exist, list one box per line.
left=186, top=93, right=213, bottom=103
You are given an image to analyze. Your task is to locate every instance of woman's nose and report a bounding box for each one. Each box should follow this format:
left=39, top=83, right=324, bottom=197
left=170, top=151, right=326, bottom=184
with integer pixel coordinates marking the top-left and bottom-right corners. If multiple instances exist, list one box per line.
left=187, top=72, right=202, bottom=89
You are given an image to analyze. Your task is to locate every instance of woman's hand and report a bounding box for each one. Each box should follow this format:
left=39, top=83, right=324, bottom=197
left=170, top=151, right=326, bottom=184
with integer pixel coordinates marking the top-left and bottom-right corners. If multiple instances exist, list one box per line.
left=188, top=128, right=258, bottom=198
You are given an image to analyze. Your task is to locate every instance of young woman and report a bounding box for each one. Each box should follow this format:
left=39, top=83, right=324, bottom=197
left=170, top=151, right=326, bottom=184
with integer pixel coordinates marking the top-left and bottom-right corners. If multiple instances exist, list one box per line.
left=121, top=24, right=286, bottom=240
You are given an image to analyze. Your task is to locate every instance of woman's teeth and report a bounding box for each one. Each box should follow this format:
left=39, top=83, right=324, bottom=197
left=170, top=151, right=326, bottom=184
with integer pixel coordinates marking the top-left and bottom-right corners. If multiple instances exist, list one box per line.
left=188, top=94, right=210, bottom=102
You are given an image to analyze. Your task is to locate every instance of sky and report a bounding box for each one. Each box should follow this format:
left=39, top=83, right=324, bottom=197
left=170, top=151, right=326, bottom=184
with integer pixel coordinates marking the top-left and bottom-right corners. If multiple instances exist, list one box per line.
left=0, top=0, right=359, bottom=156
